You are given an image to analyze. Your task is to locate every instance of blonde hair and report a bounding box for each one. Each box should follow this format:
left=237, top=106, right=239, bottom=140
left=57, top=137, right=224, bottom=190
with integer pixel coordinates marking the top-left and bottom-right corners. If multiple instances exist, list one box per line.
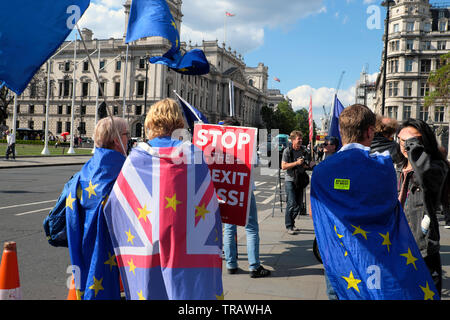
left=93, top=116, right=128, bottom=149
left=145, top=98, right=185, bottom=140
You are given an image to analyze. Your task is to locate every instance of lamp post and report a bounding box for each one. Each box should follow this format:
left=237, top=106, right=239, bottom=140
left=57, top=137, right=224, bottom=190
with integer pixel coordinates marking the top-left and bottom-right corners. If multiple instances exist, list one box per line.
left=381, top=0, right=395, bottom=116
left=142, top=55, right=150, bottom=139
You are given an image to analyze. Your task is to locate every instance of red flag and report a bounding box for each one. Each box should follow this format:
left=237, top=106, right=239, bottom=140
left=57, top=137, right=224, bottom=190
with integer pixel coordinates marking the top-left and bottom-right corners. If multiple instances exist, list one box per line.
left=225, top=12, right=235, bottom=17
left=309, top=96, right=314, bottom=144
left=273, top=77, right=281, bottom=82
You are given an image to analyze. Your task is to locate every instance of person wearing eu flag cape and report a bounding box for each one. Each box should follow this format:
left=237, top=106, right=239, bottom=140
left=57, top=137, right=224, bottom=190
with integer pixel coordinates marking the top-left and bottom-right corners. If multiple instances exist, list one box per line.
left=310, top=104, right=440, bottom=300
left=66, top=116, right=129, bottom=300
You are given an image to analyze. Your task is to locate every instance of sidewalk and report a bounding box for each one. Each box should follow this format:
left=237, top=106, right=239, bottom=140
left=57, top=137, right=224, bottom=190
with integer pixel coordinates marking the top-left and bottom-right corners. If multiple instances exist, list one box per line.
left=0, top=154, right=91, bottom=169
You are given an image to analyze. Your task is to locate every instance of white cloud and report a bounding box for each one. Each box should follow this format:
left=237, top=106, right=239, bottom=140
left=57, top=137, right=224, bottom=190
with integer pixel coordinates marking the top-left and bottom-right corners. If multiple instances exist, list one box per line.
left=78, top=2, right=125, bottom=39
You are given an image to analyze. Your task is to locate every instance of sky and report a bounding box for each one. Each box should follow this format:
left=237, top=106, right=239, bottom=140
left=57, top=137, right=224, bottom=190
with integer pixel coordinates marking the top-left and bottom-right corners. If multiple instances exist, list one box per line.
left=76, top=0, right=388, bottom=128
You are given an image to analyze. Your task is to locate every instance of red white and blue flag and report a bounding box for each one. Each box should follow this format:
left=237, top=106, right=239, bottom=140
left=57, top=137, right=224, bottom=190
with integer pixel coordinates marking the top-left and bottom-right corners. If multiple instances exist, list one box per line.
left=104, top=142, right=223, bottom=300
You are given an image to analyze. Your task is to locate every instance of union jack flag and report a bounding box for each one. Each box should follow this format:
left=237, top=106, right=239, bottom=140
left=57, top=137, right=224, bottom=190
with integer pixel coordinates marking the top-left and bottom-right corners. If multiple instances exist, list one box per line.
left=104, top=142, right=223, bottom=300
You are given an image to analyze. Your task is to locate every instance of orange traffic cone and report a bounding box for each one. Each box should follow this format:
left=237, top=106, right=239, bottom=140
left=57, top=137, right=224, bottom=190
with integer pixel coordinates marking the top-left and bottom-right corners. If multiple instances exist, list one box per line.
left=66, top=275, right=78, bottom=300
left=0, top=242, right=21, bottom=300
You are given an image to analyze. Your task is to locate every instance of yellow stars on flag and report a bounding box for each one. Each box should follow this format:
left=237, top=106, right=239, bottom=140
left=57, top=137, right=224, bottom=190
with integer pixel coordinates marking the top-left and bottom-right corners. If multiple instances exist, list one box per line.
left=342, top=271, right=362, bottom=293
left=137, top=205, right=151, bottom=222
left=126, top=229, right=135, bottom=245
left=195, top=203, right=210, bottom=221
left=165, top=194, right=182, bottom=212
left=137, top=290, right=146, bottom=300
left=101, top=194, right=109, bottom=209
left=379, top=232, right=392, bottom=253
left=85, top=180, right=98, bottom=199
left=351, top=225, right=369, bottom=240
left=89, top=276, right=104, bottom=297
left=128, top=259, right=137, bottom=275
left=215, top=292, right=224, bottom=300
left=66, top=193, right=76, bottom=210
left=334, top=225, right=348, bottom=257
left=420, top=282, right=435, bottom=300
left=104, top=252, right=117, bottom=271
left=77, top=184, right=83, bottom=202
left=400, top=248, right=418, bottom=270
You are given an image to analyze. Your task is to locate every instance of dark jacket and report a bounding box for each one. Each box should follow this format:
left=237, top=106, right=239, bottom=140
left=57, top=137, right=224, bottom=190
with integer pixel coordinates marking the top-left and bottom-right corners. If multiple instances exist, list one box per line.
left=397, top=138, right=448, bottom=257
left=370, top=133, right=404, bottom=167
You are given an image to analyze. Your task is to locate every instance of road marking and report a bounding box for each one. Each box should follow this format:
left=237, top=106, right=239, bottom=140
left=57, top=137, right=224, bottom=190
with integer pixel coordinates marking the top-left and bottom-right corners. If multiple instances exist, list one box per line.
left=0, top=199, right=56, bottom=211
left=261, top=194, right=275, bottom=204
left=15, top=207, right=54, bottom=216
left=255, top=181, right=266, bottom=187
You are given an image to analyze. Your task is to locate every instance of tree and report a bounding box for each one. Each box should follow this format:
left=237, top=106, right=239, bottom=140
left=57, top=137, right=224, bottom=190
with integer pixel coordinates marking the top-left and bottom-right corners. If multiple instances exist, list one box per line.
left=425, top=52, right=449, bottom=109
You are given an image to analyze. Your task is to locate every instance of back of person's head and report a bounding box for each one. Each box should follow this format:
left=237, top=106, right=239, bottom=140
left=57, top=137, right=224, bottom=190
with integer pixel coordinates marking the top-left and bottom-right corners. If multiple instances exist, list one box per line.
left=339, top=104, right=376, bottom=145
left=222, top=117, right=241, bottom=126
left=145, top=98, right=185, bottom=139
left=375, top=115, right=398, bottom=139
left=94, top=116, right=128, bottom=149
left=397, top=118, right=445, bottom=163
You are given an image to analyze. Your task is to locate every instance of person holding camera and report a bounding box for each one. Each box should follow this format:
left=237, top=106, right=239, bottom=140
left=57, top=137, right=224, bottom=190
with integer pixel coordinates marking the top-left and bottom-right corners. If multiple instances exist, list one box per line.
left=281, top=131, right=315, bottom=235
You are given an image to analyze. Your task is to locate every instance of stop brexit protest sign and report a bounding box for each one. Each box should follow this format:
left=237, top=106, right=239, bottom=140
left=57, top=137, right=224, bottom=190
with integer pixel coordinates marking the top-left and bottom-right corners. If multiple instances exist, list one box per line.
left=193, top=124, right=257, bottom=226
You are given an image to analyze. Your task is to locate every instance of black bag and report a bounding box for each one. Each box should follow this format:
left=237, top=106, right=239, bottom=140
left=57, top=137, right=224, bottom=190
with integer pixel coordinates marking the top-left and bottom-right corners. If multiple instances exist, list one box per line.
left=289, top=147, right=310, bottom=189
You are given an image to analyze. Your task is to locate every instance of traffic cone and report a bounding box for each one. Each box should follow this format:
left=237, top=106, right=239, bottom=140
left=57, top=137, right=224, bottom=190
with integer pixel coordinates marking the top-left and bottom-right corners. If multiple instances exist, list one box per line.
left=0, top=242, right=21, bottom=300
left=66, top=275, right=78, bottom=300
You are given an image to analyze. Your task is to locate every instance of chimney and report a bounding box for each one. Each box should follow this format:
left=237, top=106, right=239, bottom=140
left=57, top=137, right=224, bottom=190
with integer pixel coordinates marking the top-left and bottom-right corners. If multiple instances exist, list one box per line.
left=81, top=28, right=93, bottom=41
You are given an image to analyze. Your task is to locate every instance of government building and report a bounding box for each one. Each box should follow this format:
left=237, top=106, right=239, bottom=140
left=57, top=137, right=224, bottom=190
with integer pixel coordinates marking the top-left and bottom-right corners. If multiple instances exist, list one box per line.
left=374, top=0, right=449, bottom=148
left=6, top=0, right=284, bottom=139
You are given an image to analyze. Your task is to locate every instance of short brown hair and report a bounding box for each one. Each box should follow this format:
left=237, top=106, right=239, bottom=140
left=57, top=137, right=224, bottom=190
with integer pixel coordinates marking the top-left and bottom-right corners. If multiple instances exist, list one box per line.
left=339, top=104, right=376, bottom=144
left=145, top=98, right=185, bottom=139
left=289, top=130, right=303, bottom=141
left=375, top=115, right=398, bottom=138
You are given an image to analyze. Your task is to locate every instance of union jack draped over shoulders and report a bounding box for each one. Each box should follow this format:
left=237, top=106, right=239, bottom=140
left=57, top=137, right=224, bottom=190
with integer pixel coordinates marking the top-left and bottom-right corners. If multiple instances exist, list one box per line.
left=104, top=141, right=223, bottom=300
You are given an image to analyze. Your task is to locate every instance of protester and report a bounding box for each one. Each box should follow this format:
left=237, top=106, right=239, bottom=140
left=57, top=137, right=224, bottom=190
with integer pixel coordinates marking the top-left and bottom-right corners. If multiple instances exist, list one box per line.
left=5, top=129, right=16, bottom=160
left=370, top=115, right=404, bottom=167
left=103, top=98, right=223, bottom=300
left=310, top=104, right=440, bottom=300
left=438, top=146, right=450, bottom=229
left=221, top=117, right=271, bottom=278
left=65, top=116, right=129, bottom=300
left=323, top=136, right=339, bottom=160
left=397, top=118, right=449, bottom=296
left=281, top=130, right=314, bottom=235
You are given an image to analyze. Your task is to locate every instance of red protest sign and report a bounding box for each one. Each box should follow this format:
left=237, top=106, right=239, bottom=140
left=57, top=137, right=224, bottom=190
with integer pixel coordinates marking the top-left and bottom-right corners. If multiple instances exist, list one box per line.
left=193, top=124, right=257, bottom=226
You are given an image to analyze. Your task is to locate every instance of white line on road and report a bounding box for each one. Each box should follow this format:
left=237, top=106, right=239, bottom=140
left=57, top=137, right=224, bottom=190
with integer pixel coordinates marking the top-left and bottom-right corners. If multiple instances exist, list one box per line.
left=261, top=194, right=275, bottom=204
left=0, top=199, right=56, bottom=211
left=15, top=207, right=54, bottom=217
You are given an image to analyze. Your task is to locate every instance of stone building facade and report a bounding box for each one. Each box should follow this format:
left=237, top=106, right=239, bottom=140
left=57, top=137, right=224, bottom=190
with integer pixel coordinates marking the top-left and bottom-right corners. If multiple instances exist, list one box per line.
left=8, top=0, right=284, bottom=139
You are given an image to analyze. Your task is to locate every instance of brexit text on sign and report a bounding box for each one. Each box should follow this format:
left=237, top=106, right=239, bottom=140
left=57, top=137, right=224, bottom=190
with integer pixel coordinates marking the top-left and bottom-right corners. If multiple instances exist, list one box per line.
left=193, top=124, right=257, bottom=226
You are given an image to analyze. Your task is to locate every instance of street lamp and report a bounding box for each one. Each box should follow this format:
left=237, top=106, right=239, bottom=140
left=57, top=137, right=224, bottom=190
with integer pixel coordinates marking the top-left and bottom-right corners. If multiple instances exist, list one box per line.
left=381, top=0, right=395, bottom=116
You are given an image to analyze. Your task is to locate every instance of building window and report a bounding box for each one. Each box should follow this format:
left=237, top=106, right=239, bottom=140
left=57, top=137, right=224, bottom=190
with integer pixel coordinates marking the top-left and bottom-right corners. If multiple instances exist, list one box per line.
left=57, top=121, right=62, bottom=134
left=439, top=21, right=447, bottom=32
left=389, top=81, right=398, bottom=97
left=98, top=82, right=105, bottom=97
left=406, top=39, right=414, bottom=50
left=422, top=41, right=431, bottom=50
left=65, top=122, right=71, bottom=133
left=406, top=22, right=414, bottom=32
left=80, top=105, right=86, bottom=115
left=393, top=23, right=399, bottom=33
left=434, top=106, right=444, bottom=122
left=421, top=59, right=431, bottom=73
left=405, top=58, right=413, bottom=72
left=64, top=62, right=71, bottom=72
left=390, top=40, right=400, bottom=52
left=114, top=82, right=121, bottom=97
left=437, top=41, right=446, bottom=50
left=58, top=105, right=63, bottom=114
left=78, top=122, right=86, bottom=135
left=420, top=82, right=429, bottom=97
left=115, top=60, right=121, bottom=71
left=83, top=61, right=89, bottom=72
left=113, top=106, right=119, bottom=115
left=136, top=81, right=145, bottom=96
left=66, top=105, right=71, bottom=115
left=424, top=22, right=431, bottom=32
left=100, top=60, right=106, bottom=70
left=403, top=81, right=413, bottom=97
left=28, top=120, right=34, bottom=130
left=29, top=105, right=35, bottom=114
left=403, top=106, right=411, bottom=119
left=135, top=105, right=142, bottom=115
left=82, top=82, right=89, bottom=97
left=387, top=106, right=398, bottom=119
left=139, top=58, right=146, bottom=69
left=389, top=59, right=399, bottom=73
left=63, top=79, right=71, bottom=97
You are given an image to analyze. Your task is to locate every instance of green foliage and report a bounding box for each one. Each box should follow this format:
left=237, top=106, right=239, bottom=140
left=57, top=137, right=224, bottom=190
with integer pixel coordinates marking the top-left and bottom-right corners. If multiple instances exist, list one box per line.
left=425, top=52, right=449, bottom=109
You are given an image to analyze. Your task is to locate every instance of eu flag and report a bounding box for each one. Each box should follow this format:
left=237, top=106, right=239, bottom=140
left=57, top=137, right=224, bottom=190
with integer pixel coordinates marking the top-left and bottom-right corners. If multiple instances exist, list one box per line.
left=311, top=144, right=439, bottom=300
left=0, top=0, right=90, bottom=95
left=103, top=141, right=223, bottom=300
left=174, top=90, right=209, bottom=131
left=125, top=0, right=209, bottom=75
left=66, top=148, right=126, bottom=300
left=328, top=94, right=345, bottom=150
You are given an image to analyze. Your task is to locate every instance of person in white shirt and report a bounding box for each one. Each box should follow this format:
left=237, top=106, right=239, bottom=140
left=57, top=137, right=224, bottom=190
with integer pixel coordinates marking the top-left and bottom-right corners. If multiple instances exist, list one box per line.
left=5, top=129, right=16, bottom=160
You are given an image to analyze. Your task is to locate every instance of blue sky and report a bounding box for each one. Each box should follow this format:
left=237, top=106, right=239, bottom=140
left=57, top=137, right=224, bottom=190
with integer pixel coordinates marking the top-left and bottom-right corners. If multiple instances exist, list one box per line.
left=78, top=0, right=389, bottom=127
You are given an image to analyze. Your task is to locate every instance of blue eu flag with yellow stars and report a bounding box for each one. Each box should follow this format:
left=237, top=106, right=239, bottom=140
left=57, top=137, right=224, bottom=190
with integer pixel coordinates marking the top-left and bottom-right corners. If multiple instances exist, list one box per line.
left=66, top=148, right=126, bottom=300
left=310, top=143, right=439, bottom=300
left=125, top=0, right=209, bottom=75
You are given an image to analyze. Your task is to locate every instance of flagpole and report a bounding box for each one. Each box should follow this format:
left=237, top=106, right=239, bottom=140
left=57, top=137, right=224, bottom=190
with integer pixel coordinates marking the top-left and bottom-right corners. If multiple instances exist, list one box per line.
left=11, top=93, right=18, bottom=157
left=75, top=24, right=127, bottom=156
left=122, top=44, right=129, bottom=119
left=224, top=13, right=227, bottom=45
left=67, top=34, right=77, bottom=154
left=41, top=61, right=51, bottom=155
left=92, top=42, right=101, bottom=153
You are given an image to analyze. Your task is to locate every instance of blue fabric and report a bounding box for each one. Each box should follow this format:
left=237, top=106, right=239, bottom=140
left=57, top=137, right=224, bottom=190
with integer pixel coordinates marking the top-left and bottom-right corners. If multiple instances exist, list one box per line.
left=223, top=192, right=260, bottom=271
left=66, top=148, right=126, bottom=300
left=175, top=93, right=209, bottom=131
left=126, top=0, right=209, bottom=75
left=328, top=95, right=345, bottom=151
left=311, top=143, right=440, bottom=300
left=0, top=0, right=90, bottom=94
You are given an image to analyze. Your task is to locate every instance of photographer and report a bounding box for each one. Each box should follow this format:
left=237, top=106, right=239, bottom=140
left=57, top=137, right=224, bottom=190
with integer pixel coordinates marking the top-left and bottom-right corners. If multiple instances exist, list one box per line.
left=281, top=131, right=315, bottom=235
